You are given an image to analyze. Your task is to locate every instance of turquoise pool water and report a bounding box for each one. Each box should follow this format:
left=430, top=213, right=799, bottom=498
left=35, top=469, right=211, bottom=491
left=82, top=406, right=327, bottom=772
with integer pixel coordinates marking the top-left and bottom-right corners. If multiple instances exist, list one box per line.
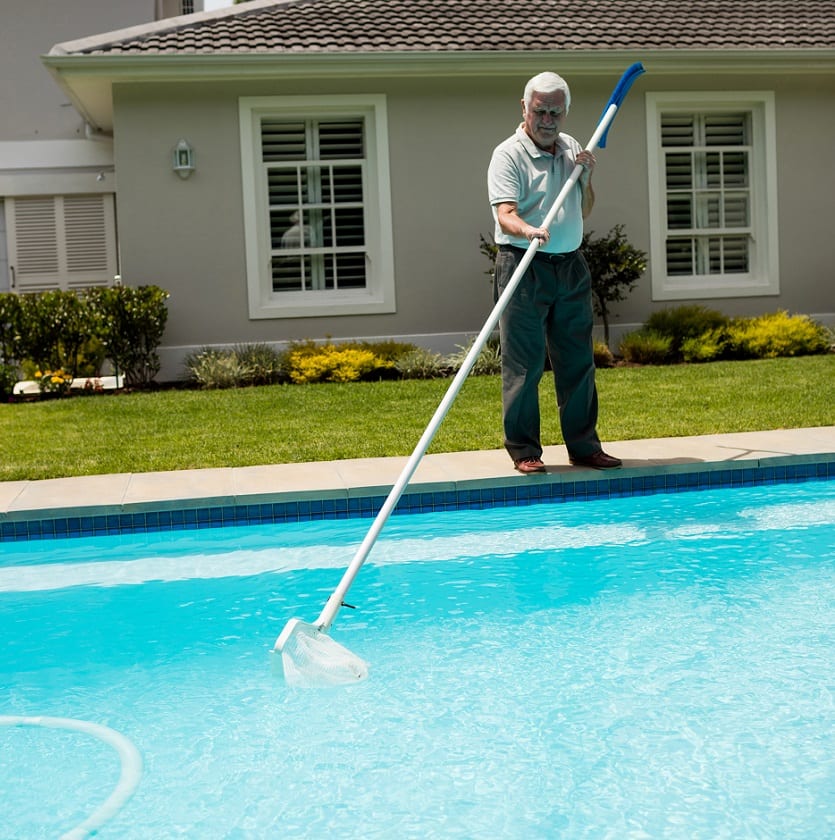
left=2, top=479, right=834, bottom=838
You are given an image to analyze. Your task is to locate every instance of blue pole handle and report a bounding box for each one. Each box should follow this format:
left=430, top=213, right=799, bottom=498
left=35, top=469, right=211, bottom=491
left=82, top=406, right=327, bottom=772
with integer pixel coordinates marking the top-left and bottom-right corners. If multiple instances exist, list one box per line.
left=597, top=62, right=646, bottom=148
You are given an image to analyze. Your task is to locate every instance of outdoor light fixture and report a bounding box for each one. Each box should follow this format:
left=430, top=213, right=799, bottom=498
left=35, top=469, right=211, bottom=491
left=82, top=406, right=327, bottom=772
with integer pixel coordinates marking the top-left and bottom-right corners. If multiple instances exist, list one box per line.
left=172, top=139, right=195, bottom=179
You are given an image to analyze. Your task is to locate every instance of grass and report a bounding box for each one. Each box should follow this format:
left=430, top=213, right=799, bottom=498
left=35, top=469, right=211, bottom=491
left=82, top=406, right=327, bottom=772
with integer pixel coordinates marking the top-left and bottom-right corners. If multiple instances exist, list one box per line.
left=2, top=355, right=833, bottom=482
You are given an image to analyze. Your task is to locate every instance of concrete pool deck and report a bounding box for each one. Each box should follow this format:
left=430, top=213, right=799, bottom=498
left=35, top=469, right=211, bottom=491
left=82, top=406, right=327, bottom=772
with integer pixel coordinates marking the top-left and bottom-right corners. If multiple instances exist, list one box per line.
left=1, top=427, right=834, bottom=529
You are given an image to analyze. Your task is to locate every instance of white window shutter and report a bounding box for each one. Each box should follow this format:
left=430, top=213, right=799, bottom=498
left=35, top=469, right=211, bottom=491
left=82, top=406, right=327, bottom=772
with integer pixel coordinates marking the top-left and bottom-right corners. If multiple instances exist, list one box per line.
left=7, top=195, right=117, bottom=293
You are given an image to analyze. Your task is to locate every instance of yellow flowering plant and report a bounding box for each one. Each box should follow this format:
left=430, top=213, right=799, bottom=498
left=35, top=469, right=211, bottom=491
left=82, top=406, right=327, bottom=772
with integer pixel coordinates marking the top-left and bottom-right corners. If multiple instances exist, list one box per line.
left=34, top=368, right=73, bottom=396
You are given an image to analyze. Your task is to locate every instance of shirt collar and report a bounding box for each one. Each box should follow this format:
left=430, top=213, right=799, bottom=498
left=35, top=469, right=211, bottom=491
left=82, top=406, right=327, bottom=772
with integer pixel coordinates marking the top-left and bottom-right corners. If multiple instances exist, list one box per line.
left=515, top=124, right=569, bottom=159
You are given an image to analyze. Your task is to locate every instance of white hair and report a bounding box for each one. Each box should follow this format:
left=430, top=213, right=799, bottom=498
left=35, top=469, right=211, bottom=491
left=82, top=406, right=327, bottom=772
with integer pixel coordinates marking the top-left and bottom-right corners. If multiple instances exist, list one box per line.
left=523, top=72, right=571, bottom=112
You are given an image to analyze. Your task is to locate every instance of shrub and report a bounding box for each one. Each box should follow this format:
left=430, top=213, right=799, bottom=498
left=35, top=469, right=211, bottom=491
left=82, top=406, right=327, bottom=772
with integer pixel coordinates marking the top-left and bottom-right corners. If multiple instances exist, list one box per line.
left=287, top=344, right=393, bottom=384
left=184, top=347, right=253, bottom=389
left=0, top=293, right=23, bottom=367
left=86, top=285, right=169, bottom=387
left=185, top=343, right=288, bottom=388
left=16, top=290, right=93, bottom=376
left=619, top=329, right=674, bottom=364
left=681, top=329, right=727, bottom=363
left=33, top=367, right=73, bottom=397
left=234, top=343, right=286, bottom=385
left=0, top=362, right=18, bottom=399
left=445, top=336, right=503, bottom=376
left=645, top=305, right=729, bottom=360
left=593, top=340, right=616, bottom=368
left=724, top=311, right=831, bottom=359
left=358, top=340, right=418, bottom=363
left=395, top=347, right=448, bottom=379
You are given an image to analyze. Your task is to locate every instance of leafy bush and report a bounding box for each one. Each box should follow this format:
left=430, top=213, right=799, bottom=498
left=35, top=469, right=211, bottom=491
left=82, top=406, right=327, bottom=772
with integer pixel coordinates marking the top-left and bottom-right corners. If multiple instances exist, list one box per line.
left=619, top=329, right=674, bottom=364
left=0, top=293, right=22, bottom=367
left=631, top=308, right=830, bottom=365
left=445, top=336, right=502, bottom=376
left=0, top=362, right=18, bottom=399
left=185, top=343, right=288, bottom=388
left=86, top=285, right=169, bottom=387
left=645, top=305, right=729, bottom=360
left=184, top=347, right=252, bottom=389
left=287, top=344, right=393, bottom=384
left=234, top=343, right=286, bottom=385
left=16, top=290, right=93, bottom=376
left=724, top=311, right=831, bottom=359
left=681, top=329, right=726, bottom=363
left=395, top=347, right=448, bottom=379
left=358, top=340, right=418, bottom=363
left=593, top=340, right=615, bottom=368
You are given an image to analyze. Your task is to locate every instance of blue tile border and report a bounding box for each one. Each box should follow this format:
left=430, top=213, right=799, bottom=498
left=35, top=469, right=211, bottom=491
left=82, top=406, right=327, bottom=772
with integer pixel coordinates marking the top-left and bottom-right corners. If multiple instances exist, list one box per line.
left=1, top=458, right=833, bottom=543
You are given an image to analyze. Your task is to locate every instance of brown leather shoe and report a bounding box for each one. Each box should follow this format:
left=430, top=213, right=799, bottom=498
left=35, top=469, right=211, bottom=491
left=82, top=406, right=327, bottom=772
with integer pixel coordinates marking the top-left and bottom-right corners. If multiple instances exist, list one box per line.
left=514, top=456, right=547, bottom=474
left=569, top=451, right=622, bottom=470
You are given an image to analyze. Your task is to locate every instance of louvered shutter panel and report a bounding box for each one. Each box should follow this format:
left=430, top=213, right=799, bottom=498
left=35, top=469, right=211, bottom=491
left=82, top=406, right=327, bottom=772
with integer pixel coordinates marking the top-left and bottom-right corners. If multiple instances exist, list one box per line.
left=262, top=118, right=367, bottom=294
left=704, top=114, right=748, bottom=146
left=8, top=197, right=60, bottom=290
left=8, top=195, right=117, bottom=293
left=317, top=120, right=364, bottom=159
left=661, top=112, right=752, bottom=278
left=64, top=195, right=116, bottom=287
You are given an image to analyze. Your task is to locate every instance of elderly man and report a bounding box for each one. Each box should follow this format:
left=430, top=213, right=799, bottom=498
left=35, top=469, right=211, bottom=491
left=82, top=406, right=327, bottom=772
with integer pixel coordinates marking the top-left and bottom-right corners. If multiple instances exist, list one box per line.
left=487, top=71, right=622, bottom=474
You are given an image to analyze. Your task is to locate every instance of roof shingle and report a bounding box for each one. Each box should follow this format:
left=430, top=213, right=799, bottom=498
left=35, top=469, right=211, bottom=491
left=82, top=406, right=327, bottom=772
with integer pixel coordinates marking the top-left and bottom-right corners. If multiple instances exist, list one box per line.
left=68, top=0, right=835, bottom=56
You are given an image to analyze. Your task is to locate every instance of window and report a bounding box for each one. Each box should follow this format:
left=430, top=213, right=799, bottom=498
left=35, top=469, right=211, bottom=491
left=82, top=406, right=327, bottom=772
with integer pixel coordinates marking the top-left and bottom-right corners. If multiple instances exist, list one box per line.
left=239, top=96, right=395, bottom=319
left=154, top=0, right=198, bottom=19
left=646, top=92, right=778, bottom=300
left=5, top=194, right=117, bottom=293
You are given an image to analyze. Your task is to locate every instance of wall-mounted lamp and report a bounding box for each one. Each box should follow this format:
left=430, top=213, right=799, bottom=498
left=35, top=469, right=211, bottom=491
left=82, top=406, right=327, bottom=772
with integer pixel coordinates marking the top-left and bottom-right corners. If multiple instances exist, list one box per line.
left=172, top=138, right=195, bottom=179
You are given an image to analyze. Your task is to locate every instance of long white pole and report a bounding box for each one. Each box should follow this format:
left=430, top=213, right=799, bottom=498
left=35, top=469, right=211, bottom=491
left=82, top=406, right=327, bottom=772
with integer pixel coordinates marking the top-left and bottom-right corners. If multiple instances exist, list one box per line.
left=314, top=102, right=623, bottom=632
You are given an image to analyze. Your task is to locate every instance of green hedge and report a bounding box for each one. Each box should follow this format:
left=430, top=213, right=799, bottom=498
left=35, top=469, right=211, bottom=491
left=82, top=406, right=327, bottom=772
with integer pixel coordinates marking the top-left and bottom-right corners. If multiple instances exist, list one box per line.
left=620, top=307, right=832, bottom=365
left=0, top=286, right=169, bottom=396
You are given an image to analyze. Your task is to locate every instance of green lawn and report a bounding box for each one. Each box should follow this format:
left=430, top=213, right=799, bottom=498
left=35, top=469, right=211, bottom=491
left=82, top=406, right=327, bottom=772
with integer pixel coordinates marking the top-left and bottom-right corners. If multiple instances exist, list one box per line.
left=2, top=355, right=833, bottom=482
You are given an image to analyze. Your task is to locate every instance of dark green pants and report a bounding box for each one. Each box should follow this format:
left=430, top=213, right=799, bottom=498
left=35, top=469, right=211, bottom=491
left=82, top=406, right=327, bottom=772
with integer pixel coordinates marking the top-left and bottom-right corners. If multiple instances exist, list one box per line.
left=494, top=246, right=602, bottom=463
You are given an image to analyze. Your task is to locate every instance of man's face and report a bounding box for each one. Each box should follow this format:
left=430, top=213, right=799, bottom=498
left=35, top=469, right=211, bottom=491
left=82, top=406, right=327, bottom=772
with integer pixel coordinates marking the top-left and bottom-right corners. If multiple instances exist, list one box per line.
left=522, top=90, right=567, bottom=152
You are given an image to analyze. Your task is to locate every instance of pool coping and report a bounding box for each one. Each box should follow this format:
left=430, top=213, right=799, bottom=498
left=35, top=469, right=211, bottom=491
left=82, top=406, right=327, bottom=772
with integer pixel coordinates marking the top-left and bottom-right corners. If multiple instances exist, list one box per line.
left=2, top=427, right=834, bottom=541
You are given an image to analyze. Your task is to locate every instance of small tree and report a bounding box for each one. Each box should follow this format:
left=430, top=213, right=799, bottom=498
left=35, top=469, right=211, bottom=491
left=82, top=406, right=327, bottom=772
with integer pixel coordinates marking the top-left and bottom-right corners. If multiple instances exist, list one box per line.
left=582, top=225, right=647, bottom=348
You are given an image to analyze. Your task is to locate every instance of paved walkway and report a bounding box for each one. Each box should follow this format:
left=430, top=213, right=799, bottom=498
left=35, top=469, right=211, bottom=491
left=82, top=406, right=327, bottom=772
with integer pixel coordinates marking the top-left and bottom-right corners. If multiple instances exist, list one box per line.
left=1, top=427, right=833, bottom=522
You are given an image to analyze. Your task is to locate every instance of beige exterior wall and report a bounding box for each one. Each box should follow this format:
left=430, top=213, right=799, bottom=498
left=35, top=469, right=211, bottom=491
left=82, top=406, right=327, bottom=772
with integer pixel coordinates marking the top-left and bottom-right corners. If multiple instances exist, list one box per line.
left=113, top=77, right=508, bottom=366
left=0, top=1, right=156, bottom=143
left=111, top=70, right=834, bottom=378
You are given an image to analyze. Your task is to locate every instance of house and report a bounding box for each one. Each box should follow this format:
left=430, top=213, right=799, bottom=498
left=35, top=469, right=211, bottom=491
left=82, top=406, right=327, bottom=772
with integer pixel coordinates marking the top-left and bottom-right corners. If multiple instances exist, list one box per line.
left=9, top=0, right=835, bottom=379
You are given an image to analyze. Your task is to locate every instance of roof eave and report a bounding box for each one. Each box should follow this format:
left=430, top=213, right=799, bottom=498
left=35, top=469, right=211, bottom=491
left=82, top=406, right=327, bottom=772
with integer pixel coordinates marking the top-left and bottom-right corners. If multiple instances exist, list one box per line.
left=42, top=47, right=835, bottom=133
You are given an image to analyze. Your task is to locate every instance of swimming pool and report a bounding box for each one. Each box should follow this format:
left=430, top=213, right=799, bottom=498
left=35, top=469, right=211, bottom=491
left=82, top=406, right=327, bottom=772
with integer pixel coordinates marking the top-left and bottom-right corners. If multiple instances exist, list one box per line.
left=2, top=478, right=834, bottom=837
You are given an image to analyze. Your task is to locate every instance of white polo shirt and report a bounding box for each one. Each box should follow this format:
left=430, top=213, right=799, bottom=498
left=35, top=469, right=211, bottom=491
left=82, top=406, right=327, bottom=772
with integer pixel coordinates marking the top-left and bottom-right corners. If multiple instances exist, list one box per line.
left=488, top=125, right=584, bottom=255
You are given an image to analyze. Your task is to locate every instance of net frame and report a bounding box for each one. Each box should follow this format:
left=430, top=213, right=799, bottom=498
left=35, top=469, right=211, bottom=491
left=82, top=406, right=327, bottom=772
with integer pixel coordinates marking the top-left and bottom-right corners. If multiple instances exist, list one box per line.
left=274, top=619, right=369, bottom=687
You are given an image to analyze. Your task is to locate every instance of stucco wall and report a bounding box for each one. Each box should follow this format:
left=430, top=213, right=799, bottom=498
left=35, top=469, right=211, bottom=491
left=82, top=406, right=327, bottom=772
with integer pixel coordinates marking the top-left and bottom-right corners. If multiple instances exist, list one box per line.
left=1, top=1, right=156, bottom=142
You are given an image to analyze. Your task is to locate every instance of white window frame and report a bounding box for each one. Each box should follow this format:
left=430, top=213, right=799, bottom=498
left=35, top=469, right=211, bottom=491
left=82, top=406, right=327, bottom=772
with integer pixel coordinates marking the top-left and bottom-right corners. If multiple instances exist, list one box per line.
left=239, top=95, right=395, bottom=319
left=646, top=91, right=779, bottom=300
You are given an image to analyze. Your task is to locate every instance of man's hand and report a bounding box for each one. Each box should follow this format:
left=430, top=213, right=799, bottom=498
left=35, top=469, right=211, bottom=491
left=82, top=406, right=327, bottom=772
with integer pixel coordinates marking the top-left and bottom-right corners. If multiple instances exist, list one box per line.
left=575, top=150, right=596, bottom=174
left=526, top=226, right=550, bottom=244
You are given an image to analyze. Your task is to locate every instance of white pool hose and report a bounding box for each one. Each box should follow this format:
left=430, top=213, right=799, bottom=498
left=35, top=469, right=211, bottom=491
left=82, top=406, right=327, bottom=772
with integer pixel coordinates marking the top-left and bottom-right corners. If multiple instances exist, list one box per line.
left=0, top=715, right=143, bottom=839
